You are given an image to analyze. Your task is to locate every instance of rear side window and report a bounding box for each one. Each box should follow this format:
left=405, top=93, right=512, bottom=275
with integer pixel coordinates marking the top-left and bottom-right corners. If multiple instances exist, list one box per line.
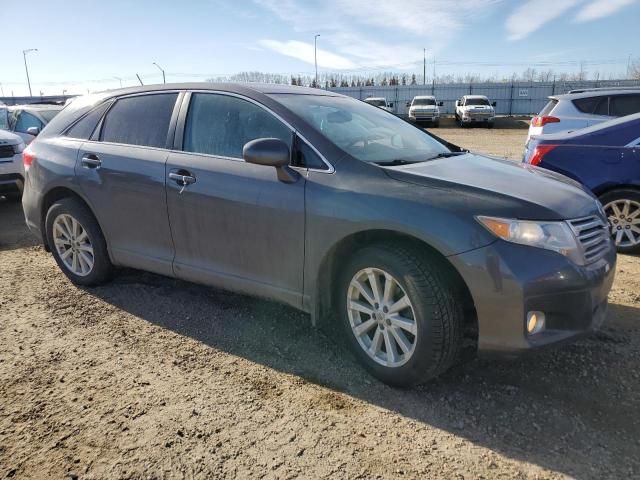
left=593, top=97, right=609, bottom=116
left=66, top=102, right=111, bottom=140
left=609, top=94, right=640, bottom=117
left=183, top=93, right=292, bottom=158
left=539, top=99, right=558, bottom=116
left=572, top=96, right=606, bottom=115
left=101, top=93, right=178, bottom=148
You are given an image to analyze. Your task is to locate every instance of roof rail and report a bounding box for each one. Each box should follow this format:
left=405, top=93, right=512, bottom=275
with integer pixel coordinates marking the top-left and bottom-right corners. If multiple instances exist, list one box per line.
left=568, top=86, right=640, bottom=94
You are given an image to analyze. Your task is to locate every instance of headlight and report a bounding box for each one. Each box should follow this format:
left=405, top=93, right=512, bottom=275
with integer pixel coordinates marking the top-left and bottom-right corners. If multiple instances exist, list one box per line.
left=476, top=216, right=584, bottom=265
left=14, top=142, right=26, bottom=154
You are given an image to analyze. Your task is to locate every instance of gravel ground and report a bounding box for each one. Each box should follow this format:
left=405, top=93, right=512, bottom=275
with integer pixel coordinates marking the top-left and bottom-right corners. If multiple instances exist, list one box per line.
left=1, top=128, right=639, bottom=479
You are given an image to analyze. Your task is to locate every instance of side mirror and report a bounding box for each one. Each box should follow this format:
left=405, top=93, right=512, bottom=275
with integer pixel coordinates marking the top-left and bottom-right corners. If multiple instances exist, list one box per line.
left=491, top=101, right=497, bottom=107
left=243, top=138, right=297, bottom=183
left=26, top=126, right=40, bottom=136
left=438, top=101, right=444, bottom=107
left=455, top=100, right=460, bottom=107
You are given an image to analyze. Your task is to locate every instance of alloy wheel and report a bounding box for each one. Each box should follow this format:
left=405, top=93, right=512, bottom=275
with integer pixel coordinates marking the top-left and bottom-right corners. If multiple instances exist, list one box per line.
left=346, top=268, right=418, bottom=368
left=604, top=199, right=640, bottom=248
left=52, top=214, right=95, bottom=276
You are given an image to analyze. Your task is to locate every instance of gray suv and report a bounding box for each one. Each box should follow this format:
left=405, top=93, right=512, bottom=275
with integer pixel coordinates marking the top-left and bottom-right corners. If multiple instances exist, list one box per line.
left=22, top=84, right=616, bottom=386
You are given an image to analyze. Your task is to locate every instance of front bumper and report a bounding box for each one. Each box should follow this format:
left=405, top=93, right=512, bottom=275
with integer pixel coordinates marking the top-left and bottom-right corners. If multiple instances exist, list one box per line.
left=461, top=114, right=494, bottom=123
left=449, top=239, right=616, bottom=355
left=0, top=173, right=24, bottom=195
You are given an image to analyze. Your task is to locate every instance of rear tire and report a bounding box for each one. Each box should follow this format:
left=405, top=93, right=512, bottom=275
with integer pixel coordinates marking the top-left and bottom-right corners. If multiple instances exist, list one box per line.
left=599, top=189, right=640, bottom=254
left=337, top=243, right=463, bottom=387
left=45, top=197, right=113, bottom=285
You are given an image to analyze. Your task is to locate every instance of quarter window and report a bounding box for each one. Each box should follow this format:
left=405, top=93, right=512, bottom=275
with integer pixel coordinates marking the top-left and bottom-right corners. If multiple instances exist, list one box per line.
left=65, top=101, right=111, bottom=140
left=100, top=93, right=178, bottom=148
left=183, top=93, right=292, bottom=158
left=609, top=94, right=640, bottom=117
left=293, top=136, right=327, bottom=170
left=572, top=96, right=602, bottom=114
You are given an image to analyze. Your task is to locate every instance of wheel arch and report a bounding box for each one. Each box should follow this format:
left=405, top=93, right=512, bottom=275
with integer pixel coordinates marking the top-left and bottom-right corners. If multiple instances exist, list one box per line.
left=40, top=186, right=107, bottom=255
left=312, top=229, right=478, bottom=349
left=593, top=183, right=640, bottom=198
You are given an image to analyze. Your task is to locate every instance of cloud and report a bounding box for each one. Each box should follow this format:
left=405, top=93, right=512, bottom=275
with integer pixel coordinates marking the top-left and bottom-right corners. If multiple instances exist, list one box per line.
left=505, top=0, right=582, bottom=41
left=574, top=0, right=636, bottom=22
left=253, top=0, right=500, bottom=70
left=258, top=40, right=357, bottom=69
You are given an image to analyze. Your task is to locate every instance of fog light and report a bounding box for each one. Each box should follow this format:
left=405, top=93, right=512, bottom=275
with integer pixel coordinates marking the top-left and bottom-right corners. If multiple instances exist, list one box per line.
left=526, top=311, right=546, bottom=335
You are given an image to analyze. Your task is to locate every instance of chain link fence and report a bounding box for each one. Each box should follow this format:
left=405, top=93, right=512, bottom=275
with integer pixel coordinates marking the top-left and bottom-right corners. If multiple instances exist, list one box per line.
left=329, top=79, right=640, bottom=116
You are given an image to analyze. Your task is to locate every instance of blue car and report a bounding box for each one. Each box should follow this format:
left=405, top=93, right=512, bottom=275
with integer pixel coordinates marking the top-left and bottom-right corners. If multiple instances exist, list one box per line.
left=524, top=113, right=640, bottom=253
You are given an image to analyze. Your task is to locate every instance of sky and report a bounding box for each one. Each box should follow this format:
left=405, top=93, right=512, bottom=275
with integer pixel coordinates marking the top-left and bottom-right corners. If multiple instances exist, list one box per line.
left=0, top=0, right=638, bottom=96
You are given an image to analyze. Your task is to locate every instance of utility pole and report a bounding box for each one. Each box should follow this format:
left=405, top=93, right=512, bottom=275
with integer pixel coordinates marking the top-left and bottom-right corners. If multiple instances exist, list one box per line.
left=153, top=62, right=166, bottom=84
left=114, top=77, right=123, bottom=88
left=432, top=57, right=436, bottom=95
left=314, top=34, right=320, bottom=87
left=423, top=48, right=426, bottom=85
left=627, top=54, right=632, bottom=79
left=23, top=48, right=38, bottom=97
left=0, top=83, right=4, bottom=97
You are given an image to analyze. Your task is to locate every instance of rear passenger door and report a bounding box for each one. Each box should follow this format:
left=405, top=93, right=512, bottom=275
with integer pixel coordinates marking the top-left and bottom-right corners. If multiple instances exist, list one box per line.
left=75, top=92, right=181, bottom=276
left=165, top=92, right=306, bottom=307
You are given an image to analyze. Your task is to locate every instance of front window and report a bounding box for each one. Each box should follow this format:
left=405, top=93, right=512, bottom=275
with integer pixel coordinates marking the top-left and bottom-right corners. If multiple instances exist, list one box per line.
left=271, top=94, right=450, bottom=164
left=183, top=93, right=292, bottom=158
left=412, top=98, right=436, bottom=106
left=365, top=99, right=386, bottom=107
left=14, top=112, right=43, bottom=134
left=465, top=98, right=490, bottom=106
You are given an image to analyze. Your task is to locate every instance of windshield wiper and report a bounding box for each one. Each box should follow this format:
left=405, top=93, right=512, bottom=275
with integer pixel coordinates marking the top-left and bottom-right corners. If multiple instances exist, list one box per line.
left=375, top=159, right=418, bottom=166
left=426, top=152, right=467, bottom=160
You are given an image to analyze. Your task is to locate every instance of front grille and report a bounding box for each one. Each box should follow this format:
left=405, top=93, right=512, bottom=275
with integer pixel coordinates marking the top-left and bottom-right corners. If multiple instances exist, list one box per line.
left=568, top=215, right=610, bottom=263
left=0, top=145, right=14, bottom=159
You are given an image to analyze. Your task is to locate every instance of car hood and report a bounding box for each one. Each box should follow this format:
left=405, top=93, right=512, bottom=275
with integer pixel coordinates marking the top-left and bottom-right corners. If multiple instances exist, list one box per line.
left=383, top=153, right=600, bottom=220
left=0, top=129, right=22, bottom=145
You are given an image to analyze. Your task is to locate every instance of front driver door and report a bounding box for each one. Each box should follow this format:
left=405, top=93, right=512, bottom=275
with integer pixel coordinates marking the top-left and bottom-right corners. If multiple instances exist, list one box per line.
left=165, top=92, right=306, bottom=307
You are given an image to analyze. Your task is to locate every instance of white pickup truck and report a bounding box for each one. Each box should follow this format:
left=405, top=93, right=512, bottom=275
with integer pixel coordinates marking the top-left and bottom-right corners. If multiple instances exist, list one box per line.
left=455, top=95, right=496, bottom=128
left=363, top=97, right=393, bottom=113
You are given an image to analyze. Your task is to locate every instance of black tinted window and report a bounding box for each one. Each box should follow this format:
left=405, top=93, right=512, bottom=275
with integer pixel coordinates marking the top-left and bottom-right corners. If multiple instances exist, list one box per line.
left=184, top=93, right=291, bottom=158
left=293, top=136, right=326, bottom=170
left=101, top=93, right=177, bottom=148
left=66, top=102, right=111, bottom=139
left=573, top=96, right=602, bottom=114
left=609, top=94, right=640, bottom=117
left=593, top=97, right=609, bottom=116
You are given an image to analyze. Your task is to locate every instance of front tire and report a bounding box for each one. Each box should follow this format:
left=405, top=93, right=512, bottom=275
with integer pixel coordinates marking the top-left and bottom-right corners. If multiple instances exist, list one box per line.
left=599, top=189, right=640, bottom=253
left=338, top=244, right=463, bottom=387
left=45, top=197, right=113, bottom=285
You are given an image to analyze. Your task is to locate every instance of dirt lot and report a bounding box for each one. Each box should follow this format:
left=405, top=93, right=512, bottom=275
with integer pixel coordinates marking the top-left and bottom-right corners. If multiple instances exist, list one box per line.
left=1, top=128, right=639, bottom=479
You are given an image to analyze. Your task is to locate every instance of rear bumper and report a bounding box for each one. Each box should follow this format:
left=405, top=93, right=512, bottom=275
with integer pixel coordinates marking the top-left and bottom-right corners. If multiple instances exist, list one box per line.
left=449, top=239, right=616, bottom=356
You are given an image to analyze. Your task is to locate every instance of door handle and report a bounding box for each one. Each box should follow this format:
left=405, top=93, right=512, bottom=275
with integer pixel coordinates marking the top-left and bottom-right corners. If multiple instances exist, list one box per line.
left=169, top=172, right=196, bottom=185
left=81, top=154, right=101, bottom=169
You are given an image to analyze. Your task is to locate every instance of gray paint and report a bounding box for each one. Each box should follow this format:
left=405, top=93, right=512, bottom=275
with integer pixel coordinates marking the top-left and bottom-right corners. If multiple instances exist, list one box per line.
left=23, top=83, right=616, bottom=355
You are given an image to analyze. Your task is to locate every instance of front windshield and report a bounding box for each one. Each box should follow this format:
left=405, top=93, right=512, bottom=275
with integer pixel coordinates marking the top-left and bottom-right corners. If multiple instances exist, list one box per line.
left=412, top=98, right=436, bottom=106
left=365, top=99, right=386, bottom=107
left=465, top=98, right=490, bottom=106
left=272, top=94, right=450, bottom=164
left=36, top=109, right=61, bottom=123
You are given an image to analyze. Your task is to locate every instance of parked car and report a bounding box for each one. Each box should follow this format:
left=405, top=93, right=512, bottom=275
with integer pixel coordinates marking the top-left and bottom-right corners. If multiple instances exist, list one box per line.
left=0, top=129, right=26, bottom=200
left=23, top=84, right=615, bottom=386
left=455, top=95, right=496, bottom=128
left=524, top=112, right=640, bottom=253
left=407, top=95, right=442, bottom=126
left=363, top=97, right=393, bottom=113
left=527, top=88, right=640, bottom=142
left=7, top=103, right=64, bottom=144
